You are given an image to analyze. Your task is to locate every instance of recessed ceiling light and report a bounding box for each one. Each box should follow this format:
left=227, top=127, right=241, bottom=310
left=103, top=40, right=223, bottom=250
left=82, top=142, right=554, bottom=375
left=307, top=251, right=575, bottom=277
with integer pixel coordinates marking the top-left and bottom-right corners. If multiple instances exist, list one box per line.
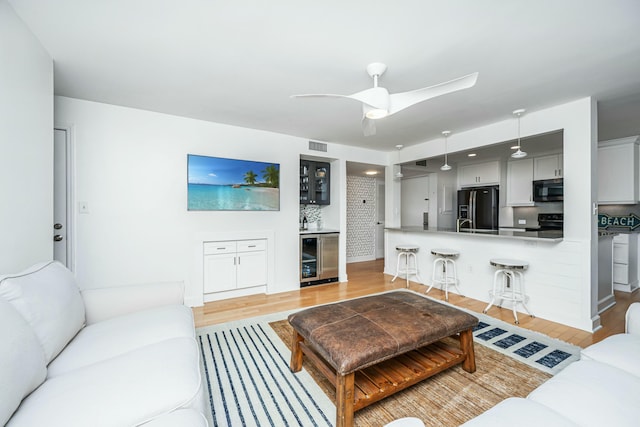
left=467, top=153, right=477, bottom=157
left=365, top=170, right=378, bottom=175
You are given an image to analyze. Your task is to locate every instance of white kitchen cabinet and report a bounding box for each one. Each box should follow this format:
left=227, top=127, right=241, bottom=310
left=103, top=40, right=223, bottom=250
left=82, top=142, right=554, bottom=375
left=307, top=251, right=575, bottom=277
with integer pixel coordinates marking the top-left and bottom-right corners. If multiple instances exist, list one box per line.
left=506, top=158, right=534, bottom=206
left=612, top=233, right=639, bottom=293
left=458, top=160, right=500, bottom=187
left=533, top=154, right=563, bottom=180
left=598, top=136, right=640, bottom=204
left=204, top=239, right=267, bottom=294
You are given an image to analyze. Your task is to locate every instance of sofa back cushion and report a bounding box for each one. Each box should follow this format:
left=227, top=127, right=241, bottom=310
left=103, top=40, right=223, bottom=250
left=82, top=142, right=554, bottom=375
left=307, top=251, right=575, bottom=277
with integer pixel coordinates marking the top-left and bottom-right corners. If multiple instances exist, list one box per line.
left=0, top=261, right=85, bottom=363
left=0, top=298, right=47, bottom=426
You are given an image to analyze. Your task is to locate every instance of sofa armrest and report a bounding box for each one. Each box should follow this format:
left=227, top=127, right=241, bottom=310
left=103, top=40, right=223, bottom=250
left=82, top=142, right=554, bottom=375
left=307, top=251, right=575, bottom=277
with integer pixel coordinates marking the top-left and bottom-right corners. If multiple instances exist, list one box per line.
left=626, top=302, right=640, bottom=335
left=81, top=281, right=185, bottom=325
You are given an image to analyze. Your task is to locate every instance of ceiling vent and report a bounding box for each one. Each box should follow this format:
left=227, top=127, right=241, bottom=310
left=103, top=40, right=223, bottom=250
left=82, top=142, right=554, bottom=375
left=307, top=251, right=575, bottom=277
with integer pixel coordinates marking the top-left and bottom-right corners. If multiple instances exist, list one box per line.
left=415, top=160, right=427, bottom=167
left=309, top=141, right=327, bottom=152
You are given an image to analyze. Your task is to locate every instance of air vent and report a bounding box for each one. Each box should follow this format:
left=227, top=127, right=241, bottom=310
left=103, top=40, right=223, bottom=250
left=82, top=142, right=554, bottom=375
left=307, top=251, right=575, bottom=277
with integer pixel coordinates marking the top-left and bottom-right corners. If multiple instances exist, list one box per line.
left=309, top=141, right=327, bottom=152
left=415, top=160, right=427, bottom=167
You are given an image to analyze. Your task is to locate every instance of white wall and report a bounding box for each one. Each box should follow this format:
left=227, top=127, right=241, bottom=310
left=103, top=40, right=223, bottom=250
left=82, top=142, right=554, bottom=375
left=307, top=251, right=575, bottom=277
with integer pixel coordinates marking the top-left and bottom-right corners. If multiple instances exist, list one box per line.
left=0, top=2, right=53, bottom=273
left=54, top=96, right=387, bottom=304
left=401, top=176, right=429, bottom=226
left=386, top=98, right=599, bottom=331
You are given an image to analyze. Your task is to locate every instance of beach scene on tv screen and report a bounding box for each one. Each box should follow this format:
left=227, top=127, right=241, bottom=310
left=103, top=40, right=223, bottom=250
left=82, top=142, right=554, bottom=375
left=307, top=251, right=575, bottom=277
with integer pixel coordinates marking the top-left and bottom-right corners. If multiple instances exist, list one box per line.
left=188, top=154, right=280, bottom=211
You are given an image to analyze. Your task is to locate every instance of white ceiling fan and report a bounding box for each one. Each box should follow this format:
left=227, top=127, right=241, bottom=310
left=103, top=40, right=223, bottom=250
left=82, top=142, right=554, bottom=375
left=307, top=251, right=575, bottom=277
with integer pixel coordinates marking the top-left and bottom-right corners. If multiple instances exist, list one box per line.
left=292, top=63, right=479, bottom=136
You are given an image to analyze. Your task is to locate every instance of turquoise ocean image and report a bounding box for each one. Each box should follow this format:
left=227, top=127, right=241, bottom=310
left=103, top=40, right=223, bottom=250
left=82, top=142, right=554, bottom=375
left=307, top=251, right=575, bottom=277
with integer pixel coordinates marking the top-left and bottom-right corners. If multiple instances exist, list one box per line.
left=187, top=155, right=279, bottom=211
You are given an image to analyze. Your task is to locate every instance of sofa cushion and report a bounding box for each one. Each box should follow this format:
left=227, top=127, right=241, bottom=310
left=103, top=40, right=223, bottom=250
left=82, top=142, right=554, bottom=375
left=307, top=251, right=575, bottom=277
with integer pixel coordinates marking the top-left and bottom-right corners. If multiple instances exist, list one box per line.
left=580, top=333, right=640, bottom=378
left=528, top=360, right=640, bottom=427
left=48, top=304, right=195, bottom=377
left=139, top=409, right=208, bottom=427
left=459, top=397, right=579, bottom=426
left=6, top=337, right=202, bottom=427
left=0, top=298, right=48, bottom=426
left=0, top=261, right=85, bottom=363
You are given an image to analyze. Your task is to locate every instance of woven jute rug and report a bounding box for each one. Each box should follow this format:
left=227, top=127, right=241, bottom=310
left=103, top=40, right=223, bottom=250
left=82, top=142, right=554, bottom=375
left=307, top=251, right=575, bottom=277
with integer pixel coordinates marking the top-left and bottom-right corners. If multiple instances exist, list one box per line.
left=270, top=319, right=551, bottom=427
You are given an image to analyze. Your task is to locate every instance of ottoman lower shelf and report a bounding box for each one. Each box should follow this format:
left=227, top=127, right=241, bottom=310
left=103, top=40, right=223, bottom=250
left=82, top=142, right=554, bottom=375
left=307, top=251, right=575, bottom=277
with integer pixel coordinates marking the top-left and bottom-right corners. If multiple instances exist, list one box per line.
left=295, top=335, right=469, bottom=414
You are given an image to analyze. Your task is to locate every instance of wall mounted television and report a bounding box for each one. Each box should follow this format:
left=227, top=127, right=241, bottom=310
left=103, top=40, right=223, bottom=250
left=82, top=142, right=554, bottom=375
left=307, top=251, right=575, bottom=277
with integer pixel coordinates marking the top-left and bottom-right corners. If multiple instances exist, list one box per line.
left=187, top=154, right=280, bottom=211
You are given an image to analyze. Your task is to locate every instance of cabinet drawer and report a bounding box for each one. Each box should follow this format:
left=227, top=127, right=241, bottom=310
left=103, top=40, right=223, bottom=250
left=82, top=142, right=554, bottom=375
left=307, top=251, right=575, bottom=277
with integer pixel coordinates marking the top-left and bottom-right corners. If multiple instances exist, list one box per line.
left=204, top=241, right=237, bottom=255
left=613, top=233, right=629, bottom=244
left=237, top=239, right=266, bottom=252
left=613, top=243, right=629, bottom=264
left=613, top=263, right=629, bottom=283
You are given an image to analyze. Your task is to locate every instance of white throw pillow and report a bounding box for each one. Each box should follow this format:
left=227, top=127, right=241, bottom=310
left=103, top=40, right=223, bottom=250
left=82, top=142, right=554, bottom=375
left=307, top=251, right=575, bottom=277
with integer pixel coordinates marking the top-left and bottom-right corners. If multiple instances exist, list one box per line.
left=0, top=298, right=47, bottom=426
left=0, top=261, right=85, bottom=363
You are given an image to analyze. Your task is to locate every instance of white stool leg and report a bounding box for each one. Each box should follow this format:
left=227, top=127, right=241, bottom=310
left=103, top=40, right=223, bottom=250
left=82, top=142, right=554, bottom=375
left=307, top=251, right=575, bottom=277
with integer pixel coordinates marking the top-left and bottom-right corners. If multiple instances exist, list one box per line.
left=484, top=269, right=503, bottom=313
left=426, top=258, right=439, bottom=294
left=412, top=252, right=424, bottom=285
left=505, top=270, right=519, bottom=324
left=392, top=251, right=403, bottom=282
left=406, top=252, right=413, bottom=287
left=449, top=258, right=462, bottom=297
left=516, top=270, right=535, bottom=318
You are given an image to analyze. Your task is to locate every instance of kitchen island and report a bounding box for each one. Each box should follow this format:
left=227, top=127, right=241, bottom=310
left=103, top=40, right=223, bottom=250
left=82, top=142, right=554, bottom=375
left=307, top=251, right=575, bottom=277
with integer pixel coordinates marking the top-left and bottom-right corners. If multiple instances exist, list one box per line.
left=384, top=225, right=595, bottom=330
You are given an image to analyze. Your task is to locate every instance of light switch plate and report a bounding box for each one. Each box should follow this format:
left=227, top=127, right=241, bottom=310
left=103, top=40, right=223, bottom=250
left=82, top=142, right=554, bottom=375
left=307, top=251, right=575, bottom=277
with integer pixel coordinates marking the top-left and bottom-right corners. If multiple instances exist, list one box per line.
left=518, top=219, right=526, bottom=225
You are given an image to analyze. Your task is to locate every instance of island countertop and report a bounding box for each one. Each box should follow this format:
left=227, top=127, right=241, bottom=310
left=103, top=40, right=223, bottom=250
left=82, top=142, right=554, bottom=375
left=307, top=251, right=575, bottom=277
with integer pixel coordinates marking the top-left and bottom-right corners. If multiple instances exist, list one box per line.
left=385, top=226, right=563, bottom=242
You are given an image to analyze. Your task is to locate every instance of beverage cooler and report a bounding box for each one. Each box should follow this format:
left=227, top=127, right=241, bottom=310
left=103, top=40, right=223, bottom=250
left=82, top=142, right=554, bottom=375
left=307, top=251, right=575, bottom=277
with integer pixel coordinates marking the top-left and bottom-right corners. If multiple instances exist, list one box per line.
left=300, top=233, right=339, bottom=287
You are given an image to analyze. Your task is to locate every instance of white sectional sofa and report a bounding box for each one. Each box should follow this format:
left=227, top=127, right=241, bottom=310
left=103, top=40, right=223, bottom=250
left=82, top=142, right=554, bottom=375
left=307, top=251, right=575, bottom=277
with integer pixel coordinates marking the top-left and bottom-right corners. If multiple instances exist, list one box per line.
left=461, top=302, right=640, bottom=427
left=0, top=261, right=208, bottom=427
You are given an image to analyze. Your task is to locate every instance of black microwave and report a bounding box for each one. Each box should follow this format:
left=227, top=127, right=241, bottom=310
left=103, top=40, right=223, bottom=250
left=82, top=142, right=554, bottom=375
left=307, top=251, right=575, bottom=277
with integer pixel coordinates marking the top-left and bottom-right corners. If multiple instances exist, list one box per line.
left=533, top=178, right=563, bottom=202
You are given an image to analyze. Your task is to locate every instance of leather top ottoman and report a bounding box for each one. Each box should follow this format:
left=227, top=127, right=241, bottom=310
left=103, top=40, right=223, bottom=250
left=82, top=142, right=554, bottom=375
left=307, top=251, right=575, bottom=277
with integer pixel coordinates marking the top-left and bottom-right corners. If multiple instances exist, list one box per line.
left=288, top=290, right=479, bottom=374
left=288, top=290, right=479, bottom=427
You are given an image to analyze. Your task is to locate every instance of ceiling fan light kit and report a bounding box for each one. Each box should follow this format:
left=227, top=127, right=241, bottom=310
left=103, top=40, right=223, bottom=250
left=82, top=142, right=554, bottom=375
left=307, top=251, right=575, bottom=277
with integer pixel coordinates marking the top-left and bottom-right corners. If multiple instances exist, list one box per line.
left=292, top=63, right=479, bottom=136
left=440, top=130, right=452, bottom=171
left=511, top=108, right=527, bottom=159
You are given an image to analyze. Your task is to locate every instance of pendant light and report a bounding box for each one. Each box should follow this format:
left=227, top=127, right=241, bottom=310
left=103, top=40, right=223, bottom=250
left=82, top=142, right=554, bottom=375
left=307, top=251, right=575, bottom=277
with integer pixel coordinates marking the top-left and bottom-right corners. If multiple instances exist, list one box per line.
left=511, top=109, right=527, bottom=159
left=440, top=130, right=452, bottom=171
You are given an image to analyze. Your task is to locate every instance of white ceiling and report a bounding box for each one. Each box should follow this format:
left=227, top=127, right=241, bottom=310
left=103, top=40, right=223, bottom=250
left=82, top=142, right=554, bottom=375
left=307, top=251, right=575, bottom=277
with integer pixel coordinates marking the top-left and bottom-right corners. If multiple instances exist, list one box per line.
left=8, top=0, right=640, bottom=151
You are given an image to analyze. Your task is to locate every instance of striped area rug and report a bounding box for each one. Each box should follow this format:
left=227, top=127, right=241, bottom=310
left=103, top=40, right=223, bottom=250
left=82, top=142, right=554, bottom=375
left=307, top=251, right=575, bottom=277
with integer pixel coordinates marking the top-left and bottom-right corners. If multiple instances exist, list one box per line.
left=196, top=291, right=581, bottom=426
left=197, top=312, right=335, bottom=427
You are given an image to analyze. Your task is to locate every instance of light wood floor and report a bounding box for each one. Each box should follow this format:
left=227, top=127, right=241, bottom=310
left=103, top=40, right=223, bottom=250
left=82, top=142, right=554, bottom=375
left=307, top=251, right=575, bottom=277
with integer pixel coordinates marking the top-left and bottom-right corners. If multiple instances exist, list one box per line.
left=193, top=259, right=640, bottom=348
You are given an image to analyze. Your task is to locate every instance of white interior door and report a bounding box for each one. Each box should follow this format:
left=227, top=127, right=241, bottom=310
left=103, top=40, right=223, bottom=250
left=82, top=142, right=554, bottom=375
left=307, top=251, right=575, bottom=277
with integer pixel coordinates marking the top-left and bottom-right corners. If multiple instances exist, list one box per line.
left=54, top=128, right=73, bottom=268
left=375, top=180, right=385, bottom=259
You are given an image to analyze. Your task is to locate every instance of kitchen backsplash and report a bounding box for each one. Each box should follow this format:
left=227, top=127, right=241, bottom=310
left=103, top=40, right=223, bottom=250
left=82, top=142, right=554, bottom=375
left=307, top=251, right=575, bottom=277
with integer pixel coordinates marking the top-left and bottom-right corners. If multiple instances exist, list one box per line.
left=511, top=202, right=563, bottom=227
left=300, top=205, right=321, bottom=227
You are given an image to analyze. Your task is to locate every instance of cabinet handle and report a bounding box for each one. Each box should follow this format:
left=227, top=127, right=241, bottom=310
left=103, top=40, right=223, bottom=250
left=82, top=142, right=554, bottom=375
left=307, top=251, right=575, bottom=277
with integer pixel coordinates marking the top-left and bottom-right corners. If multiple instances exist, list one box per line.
left=248, top=245, right=256, bottom=248
left=238, top=257, right=241, bottom=265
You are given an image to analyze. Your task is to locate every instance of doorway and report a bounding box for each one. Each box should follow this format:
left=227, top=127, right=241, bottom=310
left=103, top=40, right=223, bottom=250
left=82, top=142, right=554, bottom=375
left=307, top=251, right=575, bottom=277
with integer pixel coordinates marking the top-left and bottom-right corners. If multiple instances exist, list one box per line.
left=345, top=162, right=385, bottom=265
left=54, top=127, right=73, bottom=269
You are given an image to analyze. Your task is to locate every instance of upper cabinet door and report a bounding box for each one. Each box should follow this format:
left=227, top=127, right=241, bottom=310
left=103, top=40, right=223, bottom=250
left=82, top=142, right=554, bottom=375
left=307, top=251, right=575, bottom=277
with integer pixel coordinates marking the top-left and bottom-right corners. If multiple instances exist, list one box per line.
left=598, top=138, right=639, bottom=204
left=533, top=154, right=563, bottom=180
left=506, top=158, right=534, bottom=206
left=458, top=161, right=500, bottom=187
left=300, top=160, right=331, bottom=205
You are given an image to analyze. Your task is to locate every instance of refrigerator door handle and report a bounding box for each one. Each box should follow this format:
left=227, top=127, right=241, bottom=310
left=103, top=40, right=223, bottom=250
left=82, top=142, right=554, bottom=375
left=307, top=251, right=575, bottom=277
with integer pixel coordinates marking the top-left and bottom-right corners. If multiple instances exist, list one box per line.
left=470, top=190, right=476, bottom=228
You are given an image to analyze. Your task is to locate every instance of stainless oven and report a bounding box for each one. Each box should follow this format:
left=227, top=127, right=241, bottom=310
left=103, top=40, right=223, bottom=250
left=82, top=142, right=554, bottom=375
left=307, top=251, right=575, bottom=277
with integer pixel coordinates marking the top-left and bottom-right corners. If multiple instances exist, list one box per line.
left=533, top=178, right=563, bottom=202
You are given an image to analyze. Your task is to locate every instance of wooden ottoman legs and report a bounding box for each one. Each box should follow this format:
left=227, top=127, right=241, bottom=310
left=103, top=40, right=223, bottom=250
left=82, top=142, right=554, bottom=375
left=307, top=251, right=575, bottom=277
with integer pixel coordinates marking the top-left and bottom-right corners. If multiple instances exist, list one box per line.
left=460, top=328, right=476, bottom=373
left=290, top=330, right=304, bottom=372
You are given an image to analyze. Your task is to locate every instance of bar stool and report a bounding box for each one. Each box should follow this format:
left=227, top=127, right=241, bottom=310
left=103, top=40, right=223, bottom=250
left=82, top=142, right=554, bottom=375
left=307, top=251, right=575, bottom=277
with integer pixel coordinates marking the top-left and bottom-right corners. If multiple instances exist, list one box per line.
left=484, top=258, right=534, bottom=324
left=426, top=248, right=461, bottom=301
left=391, top=245, right=423, bottom=287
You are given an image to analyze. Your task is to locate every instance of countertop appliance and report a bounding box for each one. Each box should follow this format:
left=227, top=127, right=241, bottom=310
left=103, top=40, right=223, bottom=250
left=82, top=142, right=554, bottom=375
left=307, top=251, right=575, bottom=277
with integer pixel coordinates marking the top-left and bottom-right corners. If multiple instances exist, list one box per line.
left=457, top=186, right=499, bottom=231
left=300, top=233, right=339, bottom=287
left=533, top=178, right=563, bottom=202
left=525, top=213, right=563, bottom=231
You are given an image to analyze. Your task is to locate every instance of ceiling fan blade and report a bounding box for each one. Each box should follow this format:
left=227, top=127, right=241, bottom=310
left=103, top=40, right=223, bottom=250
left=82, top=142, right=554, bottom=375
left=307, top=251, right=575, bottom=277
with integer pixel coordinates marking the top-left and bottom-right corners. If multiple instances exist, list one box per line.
left=388, top=72, right=479, bottom=115
left=362, top=105, right=377, bottom=136
left=292, top=87, right=389, bottom=110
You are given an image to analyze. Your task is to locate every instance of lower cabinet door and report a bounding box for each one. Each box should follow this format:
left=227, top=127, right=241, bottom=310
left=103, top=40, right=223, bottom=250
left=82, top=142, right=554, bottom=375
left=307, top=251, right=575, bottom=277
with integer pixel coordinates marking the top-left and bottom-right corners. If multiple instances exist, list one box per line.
left=237, top=251, right=267, bottom=288
left=204, top=253, right=237, bottom=293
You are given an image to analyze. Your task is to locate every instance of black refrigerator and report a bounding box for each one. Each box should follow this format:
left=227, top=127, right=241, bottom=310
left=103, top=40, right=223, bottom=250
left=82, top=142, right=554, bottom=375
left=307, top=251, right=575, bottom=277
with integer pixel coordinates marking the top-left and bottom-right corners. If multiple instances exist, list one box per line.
left=457, top=186, right=499, bottom=230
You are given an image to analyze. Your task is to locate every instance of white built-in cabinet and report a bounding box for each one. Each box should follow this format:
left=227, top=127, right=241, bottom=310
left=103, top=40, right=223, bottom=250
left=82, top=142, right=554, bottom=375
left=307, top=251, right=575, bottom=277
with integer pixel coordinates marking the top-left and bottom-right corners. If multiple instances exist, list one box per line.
left=533, top=154, right=563, bottom=180
left=612, top=233, right=639, bottom=293
left=458, top=160, right=500, bottom=187
left=506, top=159, right=534, bottom=206
left=203, top=239, right=267, bottom=294
left=598, top=136, right=640, bottom=204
